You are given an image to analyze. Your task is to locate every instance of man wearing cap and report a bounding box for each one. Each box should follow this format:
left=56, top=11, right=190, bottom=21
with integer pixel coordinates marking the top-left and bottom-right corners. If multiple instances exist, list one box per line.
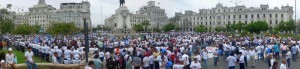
left=25, top=47, right=37, bottom=69
left=6, top=48, right=15, bottom=69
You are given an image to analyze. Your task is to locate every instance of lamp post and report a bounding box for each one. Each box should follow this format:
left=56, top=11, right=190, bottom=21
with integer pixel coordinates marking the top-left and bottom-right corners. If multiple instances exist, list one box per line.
left=295, top=0, right=297, bottom=33
left=82, top=11, right=89, bottom=63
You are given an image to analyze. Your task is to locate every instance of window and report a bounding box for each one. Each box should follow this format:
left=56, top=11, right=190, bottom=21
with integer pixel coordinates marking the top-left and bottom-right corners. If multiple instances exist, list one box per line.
left=281, top=14, right=284, bottom=18
left=233, top=15, right=236, bottom=18
left=263, top=14, right=266, bottom=18
left=245, top=21, right=247, bottom=24
left=275, top=14, right=278, bottom=18
left=270, top=20, right=272, bottom=24
left=210, top=22, right=212, bottom=25
left=228, top=21, right=231, bottom=24
left=251, top=14, right=254, bottom=18
left=210, top=16, right=212, bottom=19
left=115, top=23, right=117, bottom=27
left=206, top=16, right=207, bottom=19
left=218, top=9, right=220, bottom=12
left=257, top=14, right=260, bottom=18
left=270, top=14, right=272, bottom=18
left=206, top=22, right=207, bottom=25
left=233, top=21, right=236, bottom=24
left=239, top=15, right=241, bottom=18
left=245, top=14, right=248, bottom=18
left=228, top=15, right=230, bottom=18
left=201, top=17, right=203, bottom=20
left=275, top=20, right=278, bottom=24
left=201, top=22, right=203, bottom=25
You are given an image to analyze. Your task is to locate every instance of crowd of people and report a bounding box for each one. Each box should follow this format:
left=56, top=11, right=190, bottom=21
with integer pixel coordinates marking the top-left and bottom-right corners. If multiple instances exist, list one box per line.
left=0, top=32, right=299, bottom=69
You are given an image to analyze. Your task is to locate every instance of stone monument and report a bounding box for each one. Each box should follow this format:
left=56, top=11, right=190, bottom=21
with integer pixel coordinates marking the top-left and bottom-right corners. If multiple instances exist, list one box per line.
left=112, top=0, right=135, bottom=34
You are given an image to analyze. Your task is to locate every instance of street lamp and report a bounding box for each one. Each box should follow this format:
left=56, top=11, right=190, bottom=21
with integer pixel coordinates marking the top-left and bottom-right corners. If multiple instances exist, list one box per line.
left=82, top=10, right=90, bottom=63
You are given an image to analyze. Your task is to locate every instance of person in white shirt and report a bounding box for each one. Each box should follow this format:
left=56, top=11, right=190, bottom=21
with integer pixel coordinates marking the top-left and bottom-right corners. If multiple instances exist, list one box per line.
left=63, top=47, right=72, bottom=64
left=202, top=49, right=208, bottom=69
left=182, top=52, right=189, bottom=69
left=286, top=49, right=291, bottom=68
left=238, top=52, right=245, bottom=69
left=25, top=47, right=37, bottom=69
left=280, top=60, right=287, bottom=69
left=227, top=51, right=237, bottom=69
left=52, top=52, right=59, bottom=64
left=190, top=56, right=201, bottom=69
left=249, top=48, right=256, bottom=68
left=213, top=49, right=219, bottom=66
left=6, top=48, right=15, bottom=69
left=44, top=45, right=50, bottom=62
left=99, top=50, right=105, bottom=61
left=143, top=54, right=150, bottom=69
left=73, top=48, right=81, bottom=64
left=84, top=61, right=94, bottom=69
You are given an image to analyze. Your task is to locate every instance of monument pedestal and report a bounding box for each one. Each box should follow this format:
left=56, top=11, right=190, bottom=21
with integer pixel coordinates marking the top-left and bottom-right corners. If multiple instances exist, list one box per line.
left=112, top=6, right=135, bottom=34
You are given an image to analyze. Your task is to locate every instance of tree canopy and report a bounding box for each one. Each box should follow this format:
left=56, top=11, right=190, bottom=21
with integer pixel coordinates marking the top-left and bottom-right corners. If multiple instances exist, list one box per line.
left=195, top=25, right=207, bottom=33
left=13, top=24, right=34, bottom=35
left=47, top=22, right=80, bottom=35
left=215, top=26, right=226, bottom=32
left=132, top=24, right=144, bottom=32
left=163, top=23, right=177, bottom=32
left=244, top=21, right=269, bottom=34
left=275, top=20, right=295, bottom=32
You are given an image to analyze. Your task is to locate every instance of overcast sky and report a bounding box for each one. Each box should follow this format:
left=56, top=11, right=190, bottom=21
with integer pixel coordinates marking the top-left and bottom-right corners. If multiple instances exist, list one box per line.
left=0, top=0, right=299, bottom=26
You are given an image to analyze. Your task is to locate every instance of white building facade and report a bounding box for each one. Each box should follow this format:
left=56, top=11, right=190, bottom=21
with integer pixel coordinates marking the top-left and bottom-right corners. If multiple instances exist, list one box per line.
left=14, top=0, right=91, bottom=31
left=178, top=3, right=294, bottom=32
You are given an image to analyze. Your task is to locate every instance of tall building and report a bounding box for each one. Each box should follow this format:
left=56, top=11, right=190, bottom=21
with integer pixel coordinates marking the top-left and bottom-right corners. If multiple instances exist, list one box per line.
left=14, top=0, right=91, bottom=31
left=105, top=1, right=168, bottom=33
left=136, top=1, right=168, bottom=29
left=177, top=3, right=294, bottom=32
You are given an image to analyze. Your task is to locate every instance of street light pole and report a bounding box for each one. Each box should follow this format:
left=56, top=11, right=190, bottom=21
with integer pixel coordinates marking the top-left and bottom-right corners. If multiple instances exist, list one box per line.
left=295, top=0, right=297, bottom=33
left=82, top=11, right=90, bottom=63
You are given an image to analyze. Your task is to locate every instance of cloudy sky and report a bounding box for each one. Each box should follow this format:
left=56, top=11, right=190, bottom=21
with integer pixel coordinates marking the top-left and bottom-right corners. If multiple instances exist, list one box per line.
left=0, top=0, right=299, bottom=26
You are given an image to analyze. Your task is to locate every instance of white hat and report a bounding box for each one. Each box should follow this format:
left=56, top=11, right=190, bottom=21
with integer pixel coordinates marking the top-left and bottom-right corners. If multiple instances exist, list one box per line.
left=0, top=60, right=4, bottom=63
left=8, top=48, right=12, bottom=51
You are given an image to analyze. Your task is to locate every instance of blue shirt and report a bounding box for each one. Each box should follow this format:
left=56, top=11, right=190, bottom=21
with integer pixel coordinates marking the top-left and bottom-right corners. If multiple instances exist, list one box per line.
left=291, top=46, right=297, bottom=54
left=273, top=45, right=280, bottom=52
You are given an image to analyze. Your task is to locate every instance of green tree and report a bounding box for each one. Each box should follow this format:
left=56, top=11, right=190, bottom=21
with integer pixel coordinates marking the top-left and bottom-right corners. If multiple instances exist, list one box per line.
left=132, top=24, right=144, bottom=32
left=163, top=23, right=176, bottom=32
left=6, top=4, right=12, bottom=9
left=141, top=21, right=150, bottom=32
left=244, top=21, right=269, bottom=34
left=32, top=24, right=41, bottom=34
left=275, top=20, right=295, bottom=32
left=14, top=24, right=34, bottom=35
left=232, top=23, right=245, bottom=33
left=153, top=27, right=161, bottom=32
left=195, top=25, right=207, bottom=33
left=215, top=26, right=226, bottom=32
left=47, top=22, right=80, bottom=35
left=0, top=18, right=14, bottom=34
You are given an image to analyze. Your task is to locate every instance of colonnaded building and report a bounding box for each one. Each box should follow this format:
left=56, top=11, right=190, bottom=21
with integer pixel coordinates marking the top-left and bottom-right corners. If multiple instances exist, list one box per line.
left=105, top=1, right=168, bottom=33
left=176, top=3, right=294, bottom=32
left=14, top=0, right=92, bottom=31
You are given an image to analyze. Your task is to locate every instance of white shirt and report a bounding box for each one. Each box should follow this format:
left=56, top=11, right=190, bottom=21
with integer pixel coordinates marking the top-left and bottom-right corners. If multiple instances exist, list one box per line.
left=190, top=61, right=201, bottom=69
left=202, top=51, right=208, bottom=59
left=280, top=63, right=287, bottom=69
left=182, top=54, right=189, bottom=65
left=64, top=50, right=72, bottom=60
left=25, top=51, right=34, bottom=62
left=52, top=56, right=58, bottom=63
left=84, top=66, right=93, bottom=69
left=5, top=53, right=14, bottom=64
left=226, top=56, right=237, bottom=66
left=143, top=56, right=150, bottom=67
left=99, top=52, right=104, bottom=57
left=44, top=46, right=50, bottom=54
left=239, top=55, right=245, bottom=63
left=286, top=51, right=291, bottom=59
left=249, top=50, right=256, bottom=56
left=256, top=46, right=262, bottom=53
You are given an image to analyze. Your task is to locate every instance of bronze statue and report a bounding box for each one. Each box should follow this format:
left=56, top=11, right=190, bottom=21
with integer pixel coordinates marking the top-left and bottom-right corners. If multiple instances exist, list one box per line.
left=120, top=0, right=125, bottom=6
